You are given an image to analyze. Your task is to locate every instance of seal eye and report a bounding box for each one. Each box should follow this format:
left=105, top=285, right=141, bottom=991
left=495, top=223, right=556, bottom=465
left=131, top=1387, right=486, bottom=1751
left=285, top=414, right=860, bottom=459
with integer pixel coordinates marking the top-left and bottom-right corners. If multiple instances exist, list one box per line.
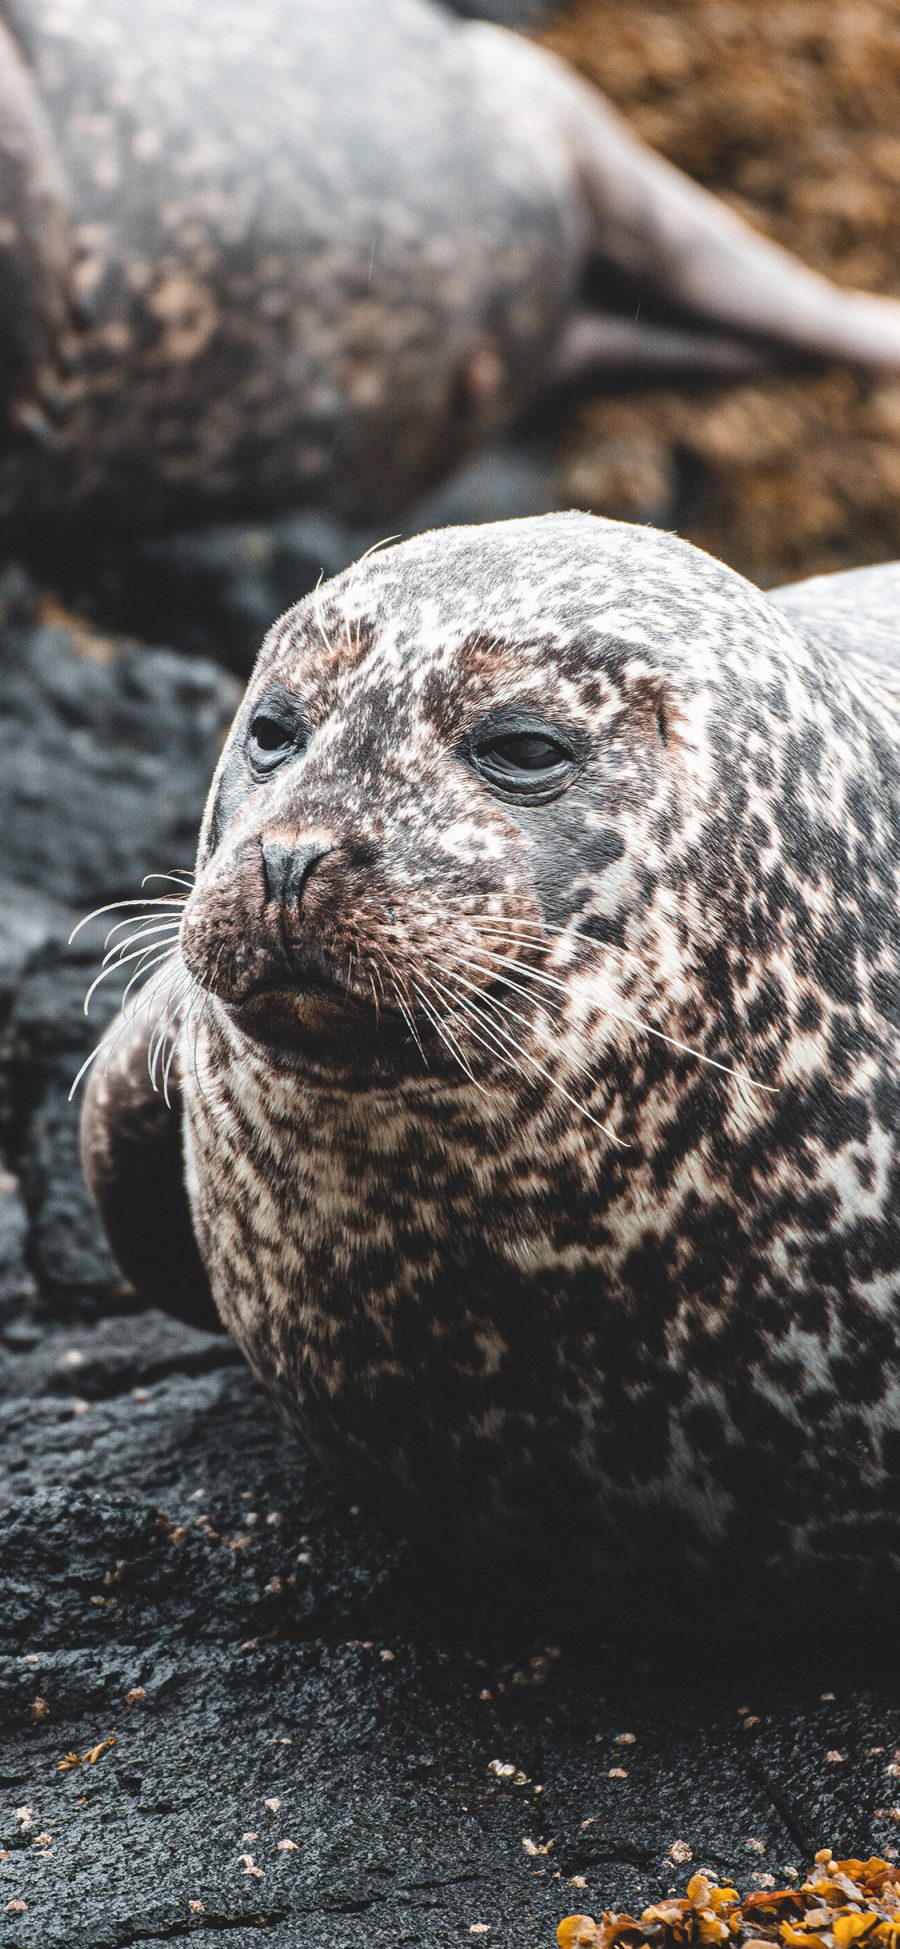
left=483, top=734, right=565, bottom=774
left=246, top=686, right=310, bottom=777
left=469, top=720, right=577, bottom=797
left=252, top=714, right=292, bottom=753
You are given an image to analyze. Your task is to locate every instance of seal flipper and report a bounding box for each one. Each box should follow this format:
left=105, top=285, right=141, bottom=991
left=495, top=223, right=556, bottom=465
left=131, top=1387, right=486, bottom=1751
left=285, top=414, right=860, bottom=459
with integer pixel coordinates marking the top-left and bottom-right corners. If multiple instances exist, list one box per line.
left=470, top=24, right=900, bottom=374
left=562, top=76, right=900, bottom=371
left=80, top=1003, right=221, bottom=1333
left=550, top=312, right=775, bottom=384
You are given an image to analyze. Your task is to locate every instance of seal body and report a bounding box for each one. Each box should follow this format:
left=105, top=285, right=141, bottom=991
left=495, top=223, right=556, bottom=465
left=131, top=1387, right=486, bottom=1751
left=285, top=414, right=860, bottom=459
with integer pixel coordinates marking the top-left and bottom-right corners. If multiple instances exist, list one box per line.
left=83, top=515, right=900, bottom=1613
left=8, top=0, right=900, bottom=537
left=0, top=0, right=581, bottom=531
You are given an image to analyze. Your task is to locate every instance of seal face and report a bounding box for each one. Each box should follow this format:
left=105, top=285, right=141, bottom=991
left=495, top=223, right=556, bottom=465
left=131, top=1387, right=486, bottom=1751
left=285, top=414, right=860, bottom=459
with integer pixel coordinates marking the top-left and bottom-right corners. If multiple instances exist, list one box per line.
left=84, top=514, right=900, bottom=1613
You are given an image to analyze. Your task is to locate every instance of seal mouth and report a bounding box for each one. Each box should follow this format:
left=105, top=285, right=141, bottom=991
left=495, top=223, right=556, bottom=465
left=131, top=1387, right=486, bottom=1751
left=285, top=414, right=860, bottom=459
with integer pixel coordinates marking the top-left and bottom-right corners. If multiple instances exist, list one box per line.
left=222, top=971, right=421, bottom=1072
left=228, top=974, right=347, bottom=1009
left=221, top=965, right=525, bottom=1075
left=226, top=974, right=378, bottom=1033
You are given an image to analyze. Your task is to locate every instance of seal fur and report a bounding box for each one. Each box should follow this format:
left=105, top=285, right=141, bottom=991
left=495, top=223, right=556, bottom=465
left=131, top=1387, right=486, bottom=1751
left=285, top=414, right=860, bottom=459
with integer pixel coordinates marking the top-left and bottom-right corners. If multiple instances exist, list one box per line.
left=81, top=514, right=900, bottom=1613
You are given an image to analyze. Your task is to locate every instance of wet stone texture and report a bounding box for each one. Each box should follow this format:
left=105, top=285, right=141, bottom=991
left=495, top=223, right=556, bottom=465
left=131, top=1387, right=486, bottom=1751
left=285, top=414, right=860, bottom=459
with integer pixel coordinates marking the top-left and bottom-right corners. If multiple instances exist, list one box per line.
left=1, top=570, right=899, bottom=1945
left=31, top=439, right=563, bottom=675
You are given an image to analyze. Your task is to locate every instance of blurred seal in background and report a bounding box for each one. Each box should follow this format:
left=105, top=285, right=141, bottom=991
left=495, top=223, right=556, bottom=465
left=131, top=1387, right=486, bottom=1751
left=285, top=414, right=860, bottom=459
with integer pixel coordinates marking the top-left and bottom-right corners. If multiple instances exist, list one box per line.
left=5, top=0, right=900, bottom=537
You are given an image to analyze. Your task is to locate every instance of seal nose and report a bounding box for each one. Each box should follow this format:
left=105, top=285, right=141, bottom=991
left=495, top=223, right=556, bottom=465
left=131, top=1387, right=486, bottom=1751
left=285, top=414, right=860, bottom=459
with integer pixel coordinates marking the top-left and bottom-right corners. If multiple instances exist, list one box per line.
left=261, top=837, right=334, bottom=907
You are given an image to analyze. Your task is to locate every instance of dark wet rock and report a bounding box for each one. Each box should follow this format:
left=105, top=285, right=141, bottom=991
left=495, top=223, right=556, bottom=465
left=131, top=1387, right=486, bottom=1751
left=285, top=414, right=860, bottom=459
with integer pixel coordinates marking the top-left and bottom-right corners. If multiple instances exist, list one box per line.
left=26, top=439, right=563, bottom=670
left=0, top=602, right=238, bottom=908
left=0, top=570, right=238, bottom=1318
left=0, top=885, right=70, bottom=1012
left=0, top=1171, right=33, bottom=1339
left=3, top=1329, right=899, bottom=1947
left=0, top=561, right=897, bottom=1946
left=42, top=509, right=363, bottom=674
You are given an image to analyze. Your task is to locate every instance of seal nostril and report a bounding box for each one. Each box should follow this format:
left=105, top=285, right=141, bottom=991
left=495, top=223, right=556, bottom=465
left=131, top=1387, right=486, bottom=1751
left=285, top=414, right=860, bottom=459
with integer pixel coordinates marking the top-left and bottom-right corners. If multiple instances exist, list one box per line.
left=260, top=839, right=290, bottom=905
left=286, top=840, right=335, bottom=906
left=260, top=837, right=334, bottom=908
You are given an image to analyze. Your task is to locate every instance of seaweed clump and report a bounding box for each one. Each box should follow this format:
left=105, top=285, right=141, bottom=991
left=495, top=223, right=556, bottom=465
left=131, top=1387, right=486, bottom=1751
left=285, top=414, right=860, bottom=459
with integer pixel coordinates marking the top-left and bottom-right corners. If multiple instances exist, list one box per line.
left=558, top=1852, right=900, bottom=1949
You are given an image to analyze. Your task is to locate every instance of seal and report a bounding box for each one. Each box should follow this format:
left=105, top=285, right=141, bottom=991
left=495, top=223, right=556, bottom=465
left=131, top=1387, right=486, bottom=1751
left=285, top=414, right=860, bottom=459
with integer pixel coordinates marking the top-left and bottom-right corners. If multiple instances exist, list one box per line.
left=7, top=0, right=900, bottom=537
left=79, top=514, right=900, bottom=1618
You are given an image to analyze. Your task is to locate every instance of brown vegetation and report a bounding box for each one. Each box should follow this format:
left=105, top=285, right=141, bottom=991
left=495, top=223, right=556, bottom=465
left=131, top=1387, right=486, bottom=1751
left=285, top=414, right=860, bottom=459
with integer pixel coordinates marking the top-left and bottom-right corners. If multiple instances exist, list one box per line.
left=545, top=0, right=900, bottom=585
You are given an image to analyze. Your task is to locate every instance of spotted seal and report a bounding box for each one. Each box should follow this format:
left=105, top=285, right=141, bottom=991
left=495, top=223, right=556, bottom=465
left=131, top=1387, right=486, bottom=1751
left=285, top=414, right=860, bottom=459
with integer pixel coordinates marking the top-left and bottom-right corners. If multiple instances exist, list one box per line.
left=7, top=0, right=900, bottom=538
left=80, top=515, right=900, bottom=1616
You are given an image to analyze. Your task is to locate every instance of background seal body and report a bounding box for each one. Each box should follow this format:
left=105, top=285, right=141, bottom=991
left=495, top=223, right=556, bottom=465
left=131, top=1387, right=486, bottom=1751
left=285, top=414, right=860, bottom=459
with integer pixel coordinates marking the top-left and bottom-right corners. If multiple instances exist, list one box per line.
left=0, top=0, right=581, bottom=531
left=82, top=514, right=900, bottom=1617
left=8, top=0, right=900, bottom=537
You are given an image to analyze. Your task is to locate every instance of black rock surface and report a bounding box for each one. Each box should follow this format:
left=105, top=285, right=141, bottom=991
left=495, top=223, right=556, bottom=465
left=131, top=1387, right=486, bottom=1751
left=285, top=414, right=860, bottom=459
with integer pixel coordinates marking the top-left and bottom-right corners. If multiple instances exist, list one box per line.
left=25, top=442, right=563, bottom=672
left=1, top=569, right=898, bottom=1948
left=441, top=1, right=564, bottom=21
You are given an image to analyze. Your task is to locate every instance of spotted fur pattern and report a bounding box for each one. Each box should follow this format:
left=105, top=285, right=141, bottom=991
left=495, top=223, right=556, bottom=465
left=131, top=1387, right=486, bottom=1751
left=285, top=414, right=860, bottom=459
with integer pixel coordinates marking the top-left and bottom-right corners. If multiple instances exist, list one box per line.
left=94, top=515, right=900, bottom=1612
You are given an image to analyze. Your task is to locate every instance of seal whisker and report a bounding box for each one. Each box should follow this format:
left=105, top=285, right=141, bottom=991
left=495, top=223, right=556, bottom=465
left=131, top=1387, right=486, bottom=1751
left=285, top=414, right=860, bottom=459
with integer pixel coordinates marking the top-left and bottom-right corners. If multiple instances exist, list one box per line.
left=386, top=973, right=429, bottom=1066
left=69, top=894, right=186, bottom=946
left=344, top=534, right=401, bottom=650
left=419, top=978, right=492, bottom=1089
left=440, top=955, right=625, bottom=1117
left=68, top=1010, right=139, bottom=1102
left=348, top=533, right=402, bottom=575
left=149, top=971, right=193, bottom=1098
left=345, top=928, right=363, bottom=1005
left=68, top=953, right=185, bottom=1102
left=147, top=990, right=186, bottom=1097
left=470, top=935, right=773, bottom=1092
left=337, top=587, right=365, bottom=667
left=427, top=969, right=622, bottom=1140
left=410, top=977, right=486, bottom=1091
left=83, top=940, right=179, bottom=1016
left=311, top=569, right=337, bottom=664
left=151, top=963, right=192, bottom=1056
left=147, top=963, right=189, bottom=1074
left=118, top=946, right=183, bottom=1017
left=84, top=934, right=182, bottom=1013
left=462, top=914, right=646, bottom=973
left=365, top=948, right=388, bottom=1030
left=185, top=946, right=230, bottom=1111
left=180, top=978, right=216, bottom=1109
left=101, top=920, right=182, bottom=966
left=161, top=993, right=192, bottom=1106
left=103, top=911, right=183, bottom=950
left=186, top=985, right=214, bottom=1111
left=451, top=941, right=776, bottom=1094
left=381, top=953, right=430, bottom=1065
